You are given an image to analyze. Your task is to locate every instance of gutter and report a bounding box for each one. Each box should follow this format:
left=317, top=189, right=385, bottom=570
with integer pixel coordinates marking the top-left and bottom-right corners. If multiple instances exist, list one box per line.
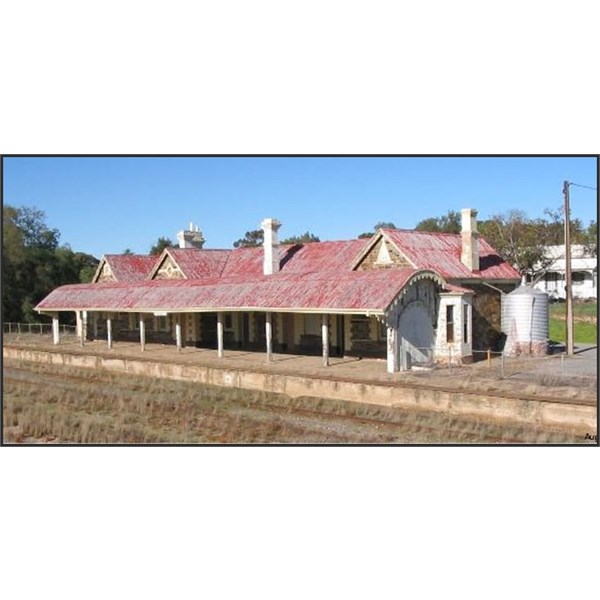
left=36, top=306, right=386, bottom=317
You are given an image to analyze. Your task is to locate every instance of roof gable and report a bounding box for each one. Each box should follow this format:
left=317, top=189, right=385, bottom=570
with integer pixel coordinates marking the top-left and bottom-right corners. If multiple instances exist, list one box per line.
left=92, top=258, right=115, bottom=283
left=151, top=252, right=186, bottom=280
left=352, top=231, right=414, bottom=271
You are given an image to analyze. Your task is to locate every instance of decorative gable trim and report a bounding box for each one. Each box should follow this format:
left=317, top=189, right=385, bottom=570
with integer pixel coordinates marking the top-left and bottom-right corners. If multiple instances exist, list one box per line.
left=92, top=257, right=115, bottom=283
left=352, top=230, right=415, bottom=271
left=149, top=249, right=187, bottom=280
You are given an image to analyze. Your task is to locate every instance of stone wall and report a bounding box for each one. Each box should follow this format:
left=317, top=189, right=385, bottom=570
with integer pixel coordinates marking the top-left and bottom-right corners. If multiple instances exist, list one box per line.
left=469, top=283, right=517, bottom=351
left=356, top=237, right=411, bottom=270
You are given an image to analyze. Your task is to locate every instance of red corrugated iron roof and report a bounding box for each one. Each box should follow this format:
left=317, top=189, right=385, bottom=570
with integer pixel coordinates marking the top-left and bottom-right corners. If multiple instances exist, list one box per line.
left=40, top=226, right=517, bottom=315
left=37, top=269, right=444, bottom=314
left=149, top=240, right=367, bottom=280
left=102, top=255, right=158, bottom=282
left=166, top=248, right=231, bottom=279
left=382, top=229, right=521, bottom=280
left=279, top=239, right=366, bottom=273
left=219, top=246, right=266, bottom=277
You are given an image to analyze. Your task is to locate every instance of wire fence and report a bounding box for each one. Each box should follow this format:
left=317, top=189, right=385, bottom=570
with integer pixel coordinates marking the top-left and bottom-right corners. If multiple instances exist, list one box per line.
left=4, top=325, right=595, bottom=388
left=405, top=345, right=595, bottom=387
left=3, top=322, right=77, bottom=336
left=470, top=348, right=597, bottom=384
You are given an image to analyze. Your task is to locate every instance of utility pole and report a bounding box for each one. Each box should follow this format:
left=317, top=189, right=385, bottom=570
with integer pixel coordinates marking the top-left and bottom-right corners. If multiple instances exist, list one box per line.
left=563, top=180, right=574, bottom=356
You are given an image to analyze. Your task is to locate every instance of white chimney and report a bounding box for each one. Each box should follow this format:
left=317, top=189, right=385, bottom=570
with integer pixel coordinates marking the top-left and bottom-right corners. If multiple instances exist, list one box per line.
left=261, top=218, right=282, bottom=275
left=177, top=222, right=205, bottom=249
left=461, top=208, right=479, bottom=272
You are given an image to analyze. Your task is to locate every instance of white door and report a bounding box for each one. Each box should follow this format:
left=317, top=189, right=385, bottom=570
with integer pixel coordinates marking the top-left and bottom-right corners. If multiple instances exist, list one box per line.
left=398, top=303, right=434, bottom=364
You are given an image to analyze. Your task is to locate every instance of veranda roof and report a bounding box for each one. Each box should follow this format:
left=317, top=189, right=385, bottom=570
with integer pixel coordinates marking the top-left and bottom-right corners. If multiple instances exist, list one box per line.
left=36, top=268, right=445, bottom=315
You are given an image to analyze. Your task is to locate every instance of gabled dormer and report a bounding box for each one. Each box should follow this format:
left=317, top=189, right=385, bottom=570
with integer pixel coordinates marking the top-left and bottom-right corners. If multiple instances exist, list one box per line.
left=148, top=249, right=186, bottom=280
left=92, top=257, right=116, bottom=283
left=352, top=230, right=415, bottom=271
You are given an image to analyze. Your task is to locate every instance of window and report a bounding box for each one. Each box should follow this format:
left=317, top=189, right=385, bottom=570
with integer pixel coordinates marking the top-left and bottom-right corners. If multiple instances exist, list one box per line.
left=350, top=315, right=371, bottom=340
left=446, top=305, right=454, bottom=343
left=463, top=304, right=469, bottom=344
left=224, top=313, right=233, bottom=329
left=379, top=321, right=387, bottom=340
left=572, top=272, right=586, bottom=285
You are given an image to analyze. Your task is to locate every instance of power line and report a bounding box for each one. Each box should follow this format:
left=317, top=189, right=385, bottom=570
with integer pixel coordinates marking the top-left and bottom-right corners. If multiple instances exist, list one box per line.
left=568, top=182, right=597, bottom=191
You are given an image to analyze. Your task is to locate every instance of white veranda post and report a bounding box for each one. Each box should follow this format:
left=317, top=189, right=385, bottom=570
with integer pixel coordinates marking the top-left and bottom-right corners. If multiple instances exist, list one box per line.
left=322, top=314, right=329, bottom=367
left=387, top=325, right=398, bottom=373
left=266, top=312, right=273, bottom=362
left=175, top=316, right=182, bottom=352
left=52, top=315, right=60, bottom=345
left=217, top=312, right=224, bottom=358
left=107, top=316, right=113, bottom=350
left=139, top=316, right=146, bottom=351
left=76, top=311, right=82, bottom=341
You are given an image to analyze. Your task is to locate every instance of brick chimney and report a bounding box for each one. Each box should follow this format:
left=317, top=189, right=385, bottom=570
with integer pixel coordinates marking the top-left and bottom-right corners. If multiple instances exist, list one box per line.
left=177, top=222, right=205, bottom=249
left=461, top=208, right=479, bottom=271
left=261, top=218, right=282, bottom=275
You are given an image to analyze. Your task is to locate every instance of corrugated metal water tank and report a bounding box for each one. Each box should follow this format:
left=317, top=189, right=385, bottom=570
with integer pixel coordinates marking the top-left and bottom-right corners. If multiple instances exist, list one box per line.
left=501, top=285, right=549, bottom=356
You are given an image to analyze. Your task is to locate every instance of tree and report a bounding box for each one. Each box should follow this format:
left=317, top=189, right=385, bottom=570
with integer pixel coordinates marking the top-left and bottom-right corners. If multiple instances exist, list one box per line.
left=415, top=210, right=461, bottom=233
left=281, top=232, right=320, bottom=245
left=150, top=237, right=176, bottom=255
left=233, top=229, right=263, bottom=248
left=2, top=204, right=99, bottom=323
left=358, top=221, right=397, bottom=239
left=584, top=220, right=597, bottom=257
left=542, top=207, right=586, bottom=246
left=11, top=206, right=60, bottom=250
left=478, top=210, right=561, bottom=280
left=122, top=248, right=134, bottom=255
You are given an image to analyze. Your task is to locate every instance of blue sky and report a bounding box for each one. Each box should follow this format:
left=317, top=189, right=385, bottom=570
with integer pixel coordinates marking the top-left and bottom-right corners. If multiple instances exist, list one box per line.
left=3, top=156, right=597, bottom=259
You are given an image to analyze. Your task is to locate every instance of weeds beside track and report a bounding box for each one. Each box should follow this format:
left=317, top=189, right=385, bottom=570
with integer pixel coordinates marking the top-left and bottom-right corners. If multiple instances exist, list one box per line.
left=2, top=359, right=591, bottom=444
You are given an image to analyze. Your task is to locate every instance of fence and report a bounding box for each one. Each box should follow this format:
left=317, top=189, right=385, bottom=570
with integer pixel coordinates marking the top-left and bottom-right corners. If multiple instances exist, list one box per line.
left=468, top=348, right=595, bottom=387
left=403, top=345, right=595, bottom=388
left=3, top=322, right=77, bottom=336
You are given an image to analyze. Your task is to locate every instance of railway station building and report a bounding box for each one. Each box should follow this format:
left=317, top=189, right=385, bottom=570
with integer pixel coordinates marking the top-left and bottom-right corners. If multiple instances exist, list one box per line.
left=36, top=209, right=521, bottom=372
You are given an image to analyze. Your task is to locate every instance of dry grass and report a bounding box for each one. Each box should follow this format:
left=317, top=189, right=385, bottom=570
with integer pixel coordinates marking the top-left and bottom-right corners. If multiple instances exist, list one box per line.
left=2, top=359, right=592, bottom=445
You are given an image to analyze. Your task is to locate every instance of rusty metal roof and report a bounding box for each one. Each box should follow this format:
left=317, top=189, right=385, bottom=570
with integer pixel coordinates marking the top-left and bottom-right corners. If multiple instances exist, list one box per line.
left=164, top=248, right=231, bottom=279
left=382, top=229, right=521, bottom=280
left=279, top=239, right=367, bottom=273
left=100, top=255, right=158, bottom=282
left=37, top=269, right=445, bottom=314
left=39, top=225, right=518, bottom=314
left=151, top=240, right=367, bottom=280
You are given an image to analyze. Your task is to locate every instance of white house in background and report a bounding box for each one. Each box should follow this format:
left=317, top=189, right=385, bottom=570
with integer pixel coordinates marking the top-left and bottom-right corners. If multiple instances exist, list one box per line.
left=533, top=245, right=597, bottom=300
